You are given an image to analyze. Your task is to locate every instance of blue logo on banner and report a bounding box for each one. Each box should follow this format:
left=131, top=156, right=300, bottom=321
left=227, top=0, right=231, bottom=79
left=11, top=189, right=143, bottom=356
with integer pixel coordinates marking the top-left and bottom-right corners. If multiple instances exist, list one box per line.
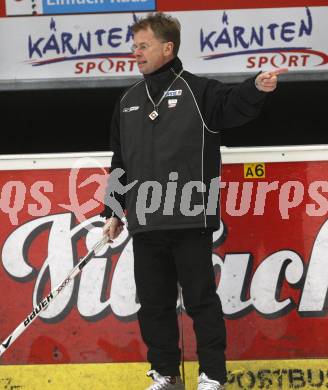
left=42, top=0, right=155, bottom=15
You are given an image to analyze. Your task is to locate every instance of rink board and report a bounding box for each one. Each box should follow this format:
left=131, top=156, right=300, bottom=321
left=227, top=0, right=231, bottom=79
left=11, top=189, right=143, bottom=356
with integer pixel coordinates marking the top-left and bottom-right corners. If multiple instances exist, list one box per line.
left=1, top=147, right=328, bottom=389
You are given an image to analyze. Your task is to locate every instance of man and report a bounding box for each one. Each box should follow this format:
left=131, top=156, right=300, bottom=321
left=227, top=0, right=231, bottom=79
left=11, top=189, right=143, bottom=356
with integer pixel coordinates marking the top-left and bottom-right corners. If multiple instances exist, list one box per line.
left=101, top=12, right=287, bottom=390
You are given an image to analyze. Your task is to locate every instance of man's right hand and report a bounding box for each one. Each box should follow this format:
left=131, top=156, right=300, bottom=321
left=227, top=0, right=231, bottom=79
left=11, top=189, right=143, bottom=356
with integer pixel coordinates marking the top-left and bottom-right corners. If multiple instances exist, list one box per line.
left=103, top=217, right=124, bottom=241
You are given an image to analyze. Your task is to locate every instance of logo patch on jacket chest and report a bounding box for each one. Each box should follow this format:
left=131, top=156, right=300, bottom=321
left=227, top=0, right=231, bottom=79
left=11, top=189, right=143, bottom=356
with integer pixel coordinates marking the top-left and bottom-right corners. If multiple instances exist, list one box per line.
left=165, top=89, right=182, bottom=97
left=123, top=106, right=139, bottom=113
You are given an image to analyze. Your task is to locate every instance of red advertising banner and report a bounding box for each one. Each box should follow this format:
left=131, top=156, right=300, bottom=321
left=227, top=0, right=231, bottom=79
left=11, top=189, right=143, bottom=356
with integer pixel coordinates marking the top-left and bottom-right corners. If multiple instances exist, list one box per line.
left=0, top=156, right=328, bottom=365
left=0, top=0, right=5, bottom=16
left=157, top=0, right=328, bottom=11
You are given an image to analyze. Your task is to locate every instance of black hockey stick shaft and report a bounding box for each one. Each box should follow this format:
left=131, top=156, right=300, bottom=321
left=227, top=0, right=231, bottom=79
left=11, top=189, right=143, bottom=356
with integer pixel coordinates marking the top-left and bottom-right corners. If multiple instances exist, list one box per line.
left=0, top=235, right=109, bottom=356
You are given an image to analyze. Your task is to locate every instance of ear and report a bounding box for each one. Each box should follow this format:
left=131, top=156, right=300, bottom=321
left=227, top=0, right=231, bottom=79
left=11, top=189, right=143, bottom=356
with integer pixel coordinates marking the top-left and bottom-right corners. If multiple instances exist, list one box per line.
left=164, top=42, right=174, bottom=57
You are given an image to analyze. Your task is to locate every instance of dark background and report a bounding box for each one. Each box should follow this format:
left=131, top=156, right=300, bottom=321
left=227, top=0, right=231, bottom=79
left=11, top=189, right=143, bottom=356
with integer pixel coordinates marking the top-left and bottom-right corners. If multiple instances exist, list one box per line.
left=0, top=80, right=327, bottom=154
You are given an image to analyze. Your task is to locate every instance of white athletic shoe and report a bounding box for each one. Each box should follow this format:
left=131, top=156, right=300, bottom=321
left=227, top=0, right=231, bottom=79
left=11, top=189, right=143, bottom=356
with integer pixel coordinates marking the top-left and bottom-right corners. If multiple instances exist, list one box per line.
left=197, top=373, right=226, bottom=390
left=145, top=370, right=185, bottom=390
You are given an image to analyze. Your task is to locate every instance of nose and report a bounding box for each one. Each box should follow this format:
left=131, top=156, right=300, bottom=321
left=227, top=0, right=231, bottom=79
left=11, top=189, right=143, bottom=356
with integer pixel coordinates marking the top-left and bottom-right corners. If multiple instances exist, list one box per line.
left=133, top=48, right=143, bottom=57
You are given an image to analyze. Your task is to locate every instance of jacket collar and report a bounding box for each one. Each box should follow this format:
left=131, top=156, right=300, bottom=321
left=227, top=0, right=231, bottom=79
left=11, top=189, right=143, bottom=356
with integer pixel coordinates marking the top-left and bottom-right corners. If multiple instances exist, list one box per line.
left=143, top=57, right=183, bottom=98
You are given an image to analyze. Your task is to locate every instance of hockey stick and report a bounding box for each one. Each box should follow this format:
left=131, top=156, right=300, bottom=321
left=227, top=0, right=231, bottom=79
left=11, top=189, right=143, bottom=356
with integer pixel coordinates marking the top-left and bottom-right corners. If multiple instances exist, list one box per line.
left=0, top=235, right=109, bottom=357
left=178, top=284, right=186, bottom=385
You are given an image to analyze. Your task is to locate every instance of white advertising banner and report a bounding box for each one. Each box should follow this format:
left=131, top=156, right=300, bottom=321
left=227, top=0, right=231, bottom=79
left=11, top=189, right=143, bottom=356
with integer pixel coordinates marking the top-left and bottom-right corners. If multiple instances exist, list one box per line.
left=0, top=7, right=327, bottom=81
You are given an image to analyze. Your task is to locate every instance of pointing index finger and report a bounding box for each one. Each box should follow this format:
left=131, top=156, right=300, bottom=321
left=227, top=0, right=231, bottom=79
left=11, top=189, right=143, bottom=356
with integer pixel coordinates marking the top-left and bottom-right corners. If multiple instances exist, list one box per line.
left=269, top=67, right=289, bottom=76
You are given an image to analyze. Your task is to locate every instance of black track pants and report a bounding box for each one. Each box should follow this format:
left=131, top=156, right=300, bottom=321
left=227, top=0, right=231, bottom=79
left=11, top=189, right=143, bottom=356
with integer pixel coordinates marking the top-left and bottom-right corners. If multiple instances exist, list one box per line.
left=133, top=228, right=227, bottom=383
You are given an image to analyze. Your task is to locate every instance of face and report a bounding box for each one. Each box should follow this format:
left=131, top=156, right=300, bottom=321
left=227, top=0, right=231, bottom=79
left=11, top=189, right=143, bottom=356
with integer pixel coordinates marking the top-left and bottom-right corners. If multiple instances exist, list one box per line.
left=132, top=27, right=174, bottom=74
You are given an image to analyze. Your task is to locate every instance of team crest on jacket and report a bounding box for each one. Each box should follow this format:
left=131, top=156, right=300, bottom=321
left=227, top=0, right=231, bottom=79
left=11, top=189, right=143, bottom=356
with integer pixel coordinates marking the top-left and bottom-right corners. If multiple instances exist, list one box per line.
left=168, top=99, right=178, bottom=108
